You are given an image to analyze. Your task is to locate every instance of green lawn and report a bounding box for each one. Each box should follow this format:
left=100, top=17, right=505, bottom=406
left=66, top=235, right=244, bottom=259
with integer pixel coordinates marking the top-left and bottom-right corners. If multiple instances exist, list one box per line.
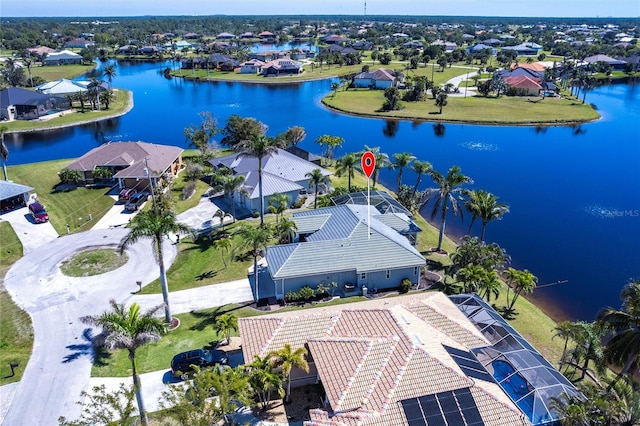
left=1, top=89, right=132, bottom=133
left=7, top=160, right=116, bottom=234
left=323, top=89, right=600, bottom=125
left=30, top=63, right=96, bottom=81
left=0, top=222, right=33, bottom=386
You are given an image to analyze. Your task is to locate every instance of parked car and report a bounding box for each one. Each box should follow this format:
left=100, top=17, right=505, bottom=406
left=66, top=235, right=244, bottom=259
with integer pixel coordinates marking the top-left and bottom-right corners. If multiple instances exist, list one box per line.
left=171, top=349, right=228, bottom=379
left=28, top=202, right=49, bottom=223
left=118, top=188, right=137, bottom=203
left=124, top=192, right=148, bottom=212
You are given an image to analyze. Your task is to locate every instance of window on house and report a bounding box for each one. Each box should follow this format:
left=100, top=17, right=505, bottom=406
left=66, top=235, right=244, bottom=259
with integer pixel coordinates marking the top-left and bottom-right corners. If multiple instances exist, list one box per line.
left=414, top=267, right=418, bottom=275
left=386, top=270, right=391, bottom=279
left=361, top=272, right=366, bottom=280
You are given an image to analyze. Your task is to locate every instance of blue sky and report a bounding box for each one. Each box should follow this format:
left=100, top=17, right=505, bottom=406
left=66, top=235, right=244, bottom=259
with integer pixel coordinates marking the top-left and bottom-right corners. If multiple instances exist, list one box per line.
left=3, top=0, right=639, bottom=18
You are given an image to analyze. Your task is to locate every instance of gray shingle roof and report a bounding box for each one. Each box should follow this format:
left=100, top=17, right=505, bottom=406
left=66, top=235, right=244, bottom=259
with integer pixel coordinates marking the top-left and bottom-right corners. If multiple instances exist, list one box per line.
left=266, top=205, right=425, bottom=279
left=0, top=181, right=33, bottom=201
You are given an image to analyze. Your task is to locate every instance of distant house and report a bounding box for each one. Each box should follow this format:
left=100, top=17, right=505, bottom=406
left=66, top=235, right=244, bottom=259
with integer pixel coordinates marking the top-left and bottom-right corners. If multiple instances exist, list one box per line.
left=238, top=292, right=580, bottom=426
left=352, top=40, right=374, bottom=50
left=208, top=53, right=240, bottom=71
left=63, top=38, right=94, bottom=49
left=432, top=40, right=458, bottom=53
left=403, top=40, right=425, bottom=49
left=249, top=51, right=280, bottom=62
left=482, top=38, right=503, bottom=46
left=353, top=68, right=397, bottom=89
left=466, top=43, right=497, bottom=56
left=139, top=46, right=160, bottom=55
left=0, top=87, right=70, bottom=121
left=258, top=31, right=276, bottom=41
left=26, top=46, right=56, bottom=60
left=64, top=141, right=184, bottom=190
left=323, top=44, right=358, bottom=56
left=209, top=148, right=331, bottom=215
left=264, top=204, right=426, bottom=299
left=497, top=66, right=545, bottom=81
left=261, top=58, right=304, bottom=76
left=240, top=59, right=265, bottom=74
left=183, top=32, right=199, bottom=40
left=502, top=42, right=542, bottom=56
left=164, top=40, right=191, bottom=50
left=584, top=54, right=627, bottom=71
left=35, top=79, right=87, bottom=95
left=321, top=34, right=350, bottom=44
left=0, top=181, right=34, bottom=212
left=43, top=50, right=83, bottom=66
left=503, top=76, right=543, bottom=96
left=240, top=32, right=255, bottom=39
left=216, top=32, right=236, bottom=40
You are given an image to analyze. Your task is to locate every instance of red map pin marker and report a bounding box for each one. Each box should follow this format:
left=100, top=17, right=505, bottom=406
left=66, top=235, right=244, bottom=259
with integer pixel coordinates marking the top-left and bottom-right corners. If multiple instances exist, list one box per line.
left=361, top=151, right=376, bottom=180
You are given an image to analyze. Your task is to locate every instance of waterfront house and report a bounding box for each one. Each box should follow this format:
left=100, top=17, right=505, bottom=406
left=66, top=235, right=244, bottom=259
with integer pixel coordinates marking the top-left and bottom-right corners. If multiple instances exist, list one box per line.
left=265, top=204, right=425, bottom=299
left=216, top=32, right=236, bottom=40
left=240, top=59, right=265, bottom=74
left=43, top=50, right=83, bottom=66
left=353, top=68, right=397, bottom=89
left=261, top=58, right=304, bottom=76
left=64, top=141, right=184, bottom=190
left=258, top=31, right=276, bottom=41
left=583, top=54, right=627, bottom=71
left=320, top=34, right=350, bottom=45
left=0, top=87, right=70, bottom=121
left=35, top=79, right=87, bottom=96
left=503, top=76, right=543, bottom=96
left=238, top=292, right=580, bottom=425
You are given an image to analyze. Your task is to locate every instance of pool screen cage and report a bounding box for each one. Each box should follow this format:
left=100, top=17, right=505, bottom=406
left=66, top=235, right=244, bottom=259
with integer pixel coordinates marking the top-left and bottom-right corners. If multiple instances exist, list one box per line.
left=331, top=190, right=413, bottom=217
left=450, top=294, right=583, bottom=426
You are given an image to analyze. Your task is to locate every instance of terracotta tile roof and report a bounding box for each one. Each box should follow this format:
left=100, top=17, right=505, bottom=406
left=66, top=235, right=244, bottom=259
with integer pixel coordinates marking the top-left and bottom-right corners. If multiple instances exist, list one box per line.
left=503, top=75, right=543, bottom=90
left=239, top=293, right=531, bottom=426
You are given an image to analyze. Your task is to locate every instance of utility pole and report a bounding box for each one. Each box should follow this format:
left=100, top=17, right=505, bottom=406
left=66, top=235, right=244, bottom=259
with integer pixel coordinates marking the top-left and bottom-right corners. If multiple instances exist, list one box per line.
left=143, top=157, right=158, bottom=214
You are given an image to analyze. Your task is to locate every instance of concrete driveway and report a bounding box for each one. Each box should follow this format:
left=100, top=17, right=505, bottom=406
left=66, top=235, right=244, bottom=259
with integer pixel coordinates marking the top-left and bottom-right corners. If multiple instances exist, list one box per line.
left=1, top=228, right=178, bottom=426
left=0, top=207, right=59, bottom=254
left=177, top=195, right=232, bottom=235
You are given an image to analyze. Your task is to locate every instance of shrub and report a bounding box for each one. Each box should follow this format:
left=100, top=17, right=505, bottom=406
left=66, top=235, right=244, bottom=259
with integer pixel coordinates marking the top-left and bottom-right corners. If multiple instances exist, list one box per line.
left=252, top=211, right=260, bottom=218
left=400, top=278, right=412, bottom=294
left=298, top=286, right=316, bottom=300
left=182, top=181, right=196, bottom=200
left=285, top=291, right=299, bottom=302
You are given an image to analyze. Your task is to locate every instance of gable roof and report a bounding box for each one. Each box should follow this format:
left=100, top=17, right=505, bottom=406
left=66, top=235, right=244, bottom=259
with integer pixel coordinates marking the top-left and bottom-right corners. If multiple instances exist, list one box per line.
left=262, top=58, right=303, bottom=71
left=584, top=54, right=627, bottom=65
left=0, top=87, right=64, bottom=108
left=65, top=141, right=183, bottom=178
left=0, top=180, right=33, bottom=201
left=239, top=293, right=530, bottom=426
left=354, top=68, right=396, bottom=82
left=35, top=79, right=87, bottom=95
left=504, top=75, right=543, bottom=90
left=266, top=205, right=425, bottom=279
left=210, top=148, right=330, bottom=199
left=44, top=50, right=82, bottom=61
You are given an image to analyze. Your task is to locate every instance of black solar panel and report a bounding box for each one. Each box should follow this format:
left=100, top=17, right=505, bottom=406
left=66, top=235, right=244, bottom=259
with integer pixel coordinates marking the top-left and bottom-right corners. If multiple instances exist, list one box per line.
left=407, top=419, right=427, bottom=426
left=418, top=394, right=440, bottom=414
left=401, top=399, right=423, bottom=421
left=401, top=388, right=485, bottom=426
left=443, top=408, right=465, bottom=425
left=424, top=414, right=447, bottom=426
left=444, top=345, right=495, bottom=383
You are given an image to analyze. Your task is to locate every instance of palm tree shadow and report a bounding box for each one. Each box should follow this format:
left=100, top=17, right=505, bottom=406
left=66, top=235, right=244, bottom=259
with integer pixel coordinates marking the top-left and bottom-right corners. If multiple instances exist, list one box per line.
left=63, top=328, right=111, bottom=366
left=183, top=238, right=213, bottom=254
left=196, top=270, right=218, bottom=281
left=188, top=302, right=253, bottom=332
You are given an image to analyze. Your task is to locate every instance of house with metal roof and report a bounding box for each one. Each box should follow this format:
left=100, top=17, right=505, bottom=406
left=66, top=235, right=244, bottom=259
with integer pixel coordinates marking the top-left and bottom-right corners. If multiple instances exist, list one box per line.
left=265, top=204, right=426, bottom=300
left=210, top=148, right=331, bottom=215
left=353, top=68, right=397, bottom=89
left=65, top=141, right=183, bottom=191
left=43, top=50, right=83, bottom=66
left=0, top=87, right=70, bottom=121
left=0, top=181, right=34, bottom=212
left=35, top=79, right=87, bottom=96
left=239, top=292, right=579, bottom=425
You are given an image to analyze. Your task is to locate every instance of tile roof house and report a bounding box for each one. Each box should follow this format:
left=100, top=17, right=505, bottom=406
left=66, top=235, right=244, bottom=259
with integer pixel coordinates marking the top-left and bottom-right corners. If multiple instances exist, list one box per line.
left=65, top=141, right=184, bottom=190
left=0, top=87, right=70, bottom=121
left=239, top=292, right=579, bottom=425
left=209, top=148, right=331, bottom=215
left=353, top=68, right=397, bottom=89
left=265, top=204, right=426, bottom=299
left=240, top=59, right=266, bottom=74
left=503, top=76, right=543, bottom=96
left=261, top=58, right=304, bottom=76
left=26, top=46, right=56, bottom=60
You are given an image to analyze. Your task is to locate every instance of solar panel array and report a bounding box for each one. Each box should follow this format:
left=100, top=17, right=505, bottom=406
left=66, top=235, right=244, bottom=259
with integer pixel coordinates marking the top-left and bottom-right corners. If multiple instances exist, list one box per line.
left=401, top=387, right=485, bottom=426
left=443, top=345, right=495, bottom=383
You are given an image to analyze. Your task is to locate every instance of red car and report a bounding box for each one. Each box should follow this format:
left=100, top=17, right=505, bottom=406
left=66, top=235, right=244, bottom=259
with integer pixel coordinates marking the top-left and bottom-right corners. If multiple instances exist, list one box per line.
left=118, top=188, right=137, bottom=203
left=28, top=202, right=49, bottom=223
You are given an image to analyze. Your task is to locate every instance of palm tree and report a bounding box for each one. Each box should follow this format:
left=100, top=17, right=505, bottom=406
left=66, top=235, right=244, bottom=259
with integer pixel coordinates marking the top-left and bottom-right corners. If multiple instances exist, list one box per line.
left=235, top=134, right=287, bottom=227
left=213, top=173, right=245, bottom=221
left=392, top=152, right=416, bottom=190
left=82, top=300, right=166, bottom=426
left=269, top=344, right=309, bottom=403
left=465, top=190, right=510, bottom=240
left=597, top=280, right=640, bottom=391
left=233, top=223, right=273, bottom=303
left=477, top=270, right=501, bottom=303
left=435, top=92, right=448, bottom=114
left=213, top=236, right=232, bottom=268
left=213, top=313, right=238, bottom=345
left=207, top=364, right=252, bottom=425
left=247, top=355, right=285, bottom=411
left=103, top=65, right=117, bottom=89
left=335, top=153, right=357, bottom=191
left=120, top=210, right=192, bottom=324
left=504, top=267, right=538, bottom=313
left=306, top=168, right=330, bottom=209
left=280, top=126, right=306, bottom=148
left=411, top=160, right=432, bottom=196
left=0, top=125, right=9, bottom=181
left=22, top=55, right=33, bottom=87
left=213, top=209, right=233, bottom=231
left=361, top=145, right=391, bottom=189
left=553, top=320, right=576, bottom=368
left=425, top=166, right=473, bottom=252
left=267, top=192, right=290, bottom=224
left=276, top=217, right=298, bottom=244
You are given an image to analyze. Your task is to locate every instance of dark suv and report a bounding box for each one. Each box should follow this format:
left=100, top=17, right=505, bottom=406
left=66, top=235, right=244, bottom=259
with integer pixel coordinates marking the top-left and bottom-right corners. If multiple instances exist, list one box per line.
left=124, top=192, right=148, bottom=212
left=171, top=349, right=228, bottom=379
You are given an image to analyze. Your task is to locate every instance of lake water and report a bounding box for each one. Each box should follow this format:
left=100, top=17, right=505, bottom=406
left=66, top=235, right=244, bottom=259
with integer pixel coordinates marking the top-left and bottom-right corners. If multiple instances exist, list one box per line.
left=5, top=60, right=639, bottom=321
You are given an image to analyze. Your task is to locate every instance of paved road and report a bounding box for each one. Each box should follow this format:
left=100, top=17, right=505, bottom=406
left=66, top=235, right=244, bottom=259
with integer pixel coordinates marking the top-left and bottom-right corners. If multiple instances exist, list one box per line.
left=2, top=229, right=178, bottom=426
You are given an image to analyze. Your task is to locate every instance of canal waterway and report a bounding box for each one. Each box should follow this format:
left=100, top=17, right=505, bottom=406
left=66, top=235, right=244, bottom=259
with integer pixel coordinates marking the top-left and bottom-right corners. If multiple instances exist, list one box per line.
left=5, top=60, right=639, bottom=321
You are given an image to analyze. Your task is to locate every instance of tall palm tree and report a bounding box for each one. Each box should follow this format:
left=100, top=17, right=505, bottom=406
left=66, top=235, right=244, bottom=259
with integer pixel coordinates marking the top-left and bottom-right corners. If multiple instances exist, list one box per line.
left=82, top=300, right=166, bottom=426
left=213, top=173, right=245, bottom=221
left=306, top=168, right=330, bottom=209
left=269, top=344, right=309, bottom=403
left=267, top=192, right=290, bottom=224
left=0, top=125, right=9, bottom=181
left=207, top=363, right=252, bottom=425
left=392, top=152, right=416, bottom=189
left=504, top=267, right=537, bottom=313
left=103, top=65, right=117, bottom=89
left=22, top=55, right=33, bottom=87
left=247, top=355, right=285, bottom=411
left=553, top=320, right=575, bottom=368
left=213, top=313, right=238, bottom=345
left=425, top=166, right=473, bottom=252
left=335, top=153, right=357, bottom=191
left=233, top=223, right=273, bottom=303
left=213, top=236, right=232, bottom=268
left=411, top=160, right=432, bottom=195
left=361, top=145, right=391, bottom=189
left=435, top=92, right=448, bottom=114
left=213, top=209, right=233, bottom=231
left=464, top=190, right=510, bottom=240
left=597, top=280, right=640, bottom=391
left=120, top=210, right=192, bottom=324
left=276, top=217, right=298, bottom=244
left=463, top=189, right=482, bottom=235
left=235, top=134, right=287, bottom=227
